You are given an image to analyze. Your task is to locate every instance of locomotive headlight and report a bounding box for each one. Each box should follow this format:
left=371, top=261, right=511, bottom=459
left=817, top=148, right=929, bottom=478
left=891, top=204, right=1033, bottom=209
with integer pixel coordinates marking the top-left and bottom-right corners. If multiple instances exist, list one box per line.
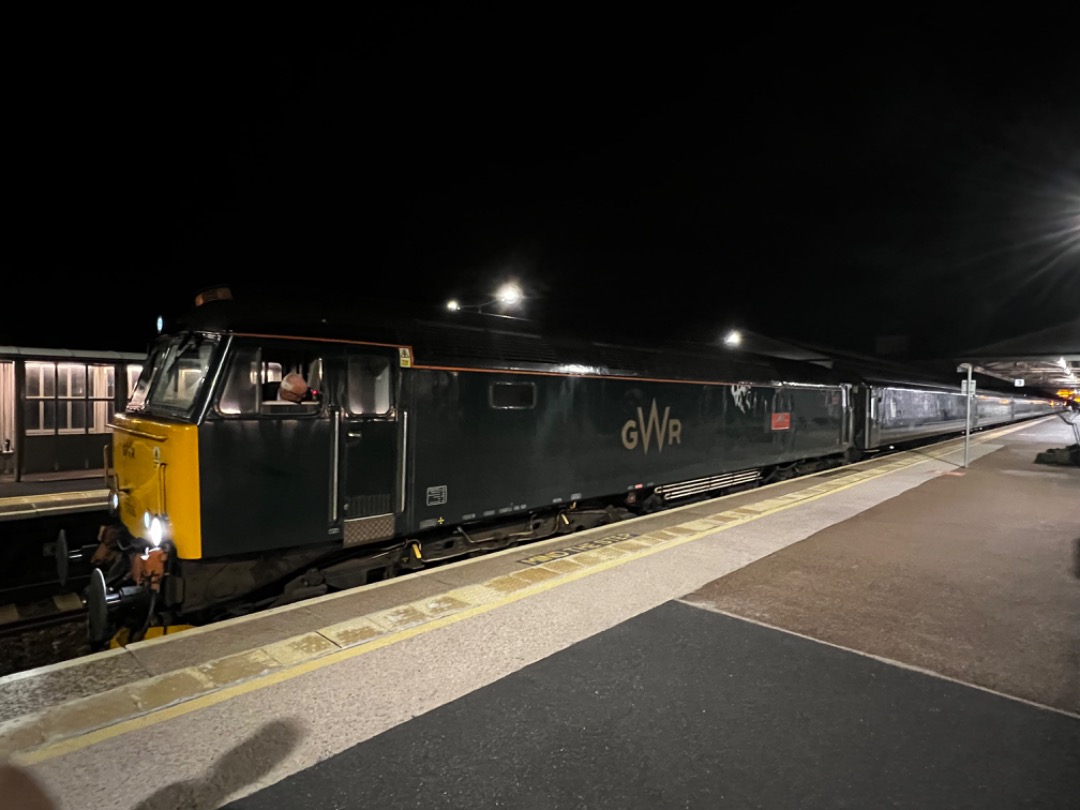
left=141, top=511, right=171, bottom=548
left=149, top=516, right=165, bottom=547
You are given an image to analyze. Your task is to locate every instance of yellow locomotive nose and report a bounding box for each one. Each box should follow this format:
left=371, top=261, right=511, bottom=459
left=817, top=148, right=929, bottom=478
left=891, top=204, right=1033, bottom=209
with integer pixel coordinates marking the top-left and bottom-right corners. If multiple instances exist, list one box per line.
left=111, top=414, right=202, bottom=560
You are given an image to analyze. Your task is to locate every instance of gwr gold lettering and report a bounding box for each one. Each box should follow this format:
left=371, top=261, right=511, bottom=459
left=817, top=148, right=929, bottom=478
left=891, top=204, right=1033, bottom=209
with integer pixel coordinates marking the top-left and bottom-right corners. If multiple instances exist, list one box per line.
left=621, top=400, right=682, bottom=454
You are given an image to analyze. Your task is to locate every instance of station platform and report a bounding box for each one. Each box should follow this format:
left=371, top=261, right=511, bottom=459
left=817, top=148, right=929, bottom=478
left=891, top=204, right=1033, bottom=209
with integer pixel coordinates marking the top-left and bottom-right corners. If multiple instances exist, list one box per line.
left=0, top=472, right=109, bottom=522
left=1, top=417, right=1077, bottom=809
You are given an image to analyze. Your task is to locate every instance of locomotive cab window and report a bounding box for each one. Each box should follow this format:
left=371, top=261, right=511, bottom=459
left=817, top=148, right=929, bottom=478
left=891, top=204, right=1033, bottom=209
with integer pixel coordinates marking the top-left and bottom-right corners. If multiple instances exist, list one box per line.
left=346, top=354, right=393, bottom=416
left=126, top=333, right=219, bottom=419
left=490, top=381, right=536, bottom=409
left=218, top=346, right=324, bottom=416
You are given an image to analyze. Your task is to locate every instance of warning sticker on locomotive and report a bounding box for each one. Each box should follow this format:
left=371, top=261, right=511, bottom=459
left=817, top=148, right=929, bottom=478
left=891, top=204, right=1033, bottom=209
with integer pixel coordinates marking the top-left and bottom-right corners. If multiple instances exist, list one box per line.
left=399, top=347, right=413, bottom=368
left=771, top=412, right=791, bottom=431
left=426, top=485, right=447, bottom=506
left=518, top=532, right=636, bottom=566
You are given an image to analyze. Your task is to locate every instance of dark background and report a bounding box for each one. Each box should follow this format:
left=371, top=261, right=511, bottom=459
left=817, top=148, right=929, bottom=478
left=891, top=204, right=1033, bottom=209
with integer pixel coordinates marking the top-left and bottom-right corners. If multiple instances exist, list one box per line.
left=7, top=19, right=1079, bottom=358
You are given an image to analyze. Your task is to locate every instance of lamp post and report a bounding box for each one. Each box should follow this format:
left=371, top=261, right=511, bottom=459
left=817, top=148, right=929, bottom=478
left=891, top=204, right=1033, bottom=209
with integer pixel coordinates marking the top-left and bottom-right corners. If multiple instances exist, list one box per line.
left=957, top=363, right=974, bottom=468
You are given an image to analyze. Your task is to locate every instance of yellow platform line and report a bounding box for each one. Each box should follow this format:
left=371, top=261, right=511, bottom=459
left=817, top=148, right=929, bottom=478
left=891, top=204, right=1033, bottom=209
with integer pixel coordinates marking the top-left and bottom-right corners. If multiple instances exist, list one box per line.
left=4, top=423, right=1029, bottom=765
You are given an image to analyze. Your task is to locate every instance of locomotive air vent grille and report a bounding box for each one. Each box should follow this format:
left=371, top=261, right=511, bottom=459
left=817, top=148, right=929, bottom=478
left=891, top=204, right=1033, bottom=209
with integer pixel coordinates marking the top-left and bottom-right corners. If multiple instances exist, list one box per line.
left=410, top=324, right=499, bottom=364
left=489, top=331, right=562, bottom=365
left=656, top=469, right=762, bottom=501
left=347, top=493, right=393, bottom=518
left=591, top=345, right=658, bottom=377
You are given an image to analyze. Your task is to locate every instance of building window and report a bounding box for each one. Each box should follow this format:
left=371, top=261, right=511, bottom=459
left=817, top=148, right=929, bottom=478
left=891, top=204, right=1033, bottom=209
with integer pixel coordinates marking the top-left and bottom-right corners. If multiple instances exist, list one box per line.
left=25, top=362, right=58, bottom=435
left=25, top=361, right=122, bottom=435
left=56, top=363, right=88, bottom=435
left=125, top=364, right=143, bottom=400
left=89, top=364, right=116, bottom=434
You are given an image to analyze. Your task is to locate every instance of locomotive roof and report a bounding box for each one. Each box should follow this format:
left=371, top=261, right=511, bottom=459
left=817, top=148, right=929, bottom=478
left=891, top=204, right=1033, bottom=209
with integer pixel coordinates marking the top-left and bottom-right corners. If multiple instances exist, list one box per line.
left=176, top=291, right=847, bottom=387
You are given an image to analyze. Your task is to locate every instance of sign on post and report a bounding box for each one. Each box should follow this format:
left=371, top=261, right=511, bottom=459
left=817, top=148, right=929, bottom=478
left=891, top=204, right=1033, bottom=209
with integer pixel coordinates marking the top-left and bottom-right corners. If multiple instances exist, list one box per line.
left=961, top=379, right=976, bottom=395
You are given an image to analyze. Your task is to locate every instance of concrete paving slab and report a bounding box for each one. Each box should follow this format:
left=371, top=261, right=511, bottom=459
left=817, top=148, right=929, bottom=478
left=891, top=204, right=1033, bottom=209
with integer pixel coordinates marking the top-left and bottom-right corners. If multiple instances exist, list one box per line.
left=224, top=603, right=1080, bottom=810
left=0, top=649, right=146, bottom=725
left=682, top=419, right=1080, bottom=714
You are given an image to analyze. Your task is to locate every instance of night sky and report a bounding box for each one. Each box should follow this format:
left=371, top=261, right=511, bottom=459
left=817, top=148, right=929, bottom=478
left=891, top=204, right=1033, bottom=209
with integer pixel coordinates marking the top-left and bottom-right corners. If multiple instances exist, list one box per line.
left=9, top=23, right=1079, bottom=359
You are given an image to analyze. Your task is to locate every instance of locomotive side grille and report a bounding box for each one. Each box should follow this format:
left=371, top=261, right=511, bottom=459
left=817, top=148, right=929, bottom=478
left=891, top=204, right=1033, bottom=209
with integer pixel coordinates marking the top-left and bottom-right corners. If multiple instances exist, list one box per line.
left=490, top=332, right=562, bottom=364
left=410, top=323, right=494, bottom=363
left=656, top=469, right=762, bottom=501
left=347, top=493, right=392, bottom=518
left=410, top=324, right=562, bottom=366
left=591, top=344, right=660, bottom=376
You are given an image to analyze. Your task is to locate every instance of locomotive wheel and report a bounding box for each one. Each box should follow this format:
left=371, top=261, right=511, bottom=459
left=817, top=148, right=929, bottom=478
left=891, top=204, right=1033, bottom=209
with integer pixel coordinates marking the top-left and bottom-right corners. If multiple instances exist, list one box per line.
left=86, top=568, right=110, bottom=646
left=55, top=529, right=70, bottom=588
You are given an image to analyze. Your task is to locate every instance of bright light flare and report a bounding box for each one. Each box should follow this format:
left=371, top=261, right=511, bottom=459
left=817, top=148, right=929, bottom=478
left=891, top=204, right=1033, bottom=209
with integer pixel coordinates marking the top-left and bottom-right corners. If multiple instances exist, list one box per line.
left=149, top=517, right=164, bottom=547
left=496, top=283, right=523, bottom=306
left=723, top=330, right=742, bottom=347
left=446, top=300, right=461, bottom=312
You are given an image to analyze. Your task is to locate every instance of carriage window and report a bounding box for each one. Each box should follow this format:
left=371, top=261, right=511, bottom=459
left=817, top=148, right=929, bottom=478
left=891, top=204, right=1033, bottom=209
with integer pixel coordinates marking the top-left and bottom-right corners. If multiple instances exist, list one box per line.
left=218, top=346, right=323, bottom=416
left=347, top=355, right=392, bottom=415
left=491, top=382, right=536, bottom=409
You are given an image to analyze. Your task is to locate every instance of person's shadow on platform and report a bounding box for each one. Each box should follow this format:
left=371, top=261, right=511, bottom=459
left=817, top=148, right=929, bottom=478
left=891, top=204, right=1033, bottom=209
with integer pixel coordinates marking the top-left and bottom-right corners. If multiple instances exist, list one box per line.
left=132, top=718, right=304, bottom=810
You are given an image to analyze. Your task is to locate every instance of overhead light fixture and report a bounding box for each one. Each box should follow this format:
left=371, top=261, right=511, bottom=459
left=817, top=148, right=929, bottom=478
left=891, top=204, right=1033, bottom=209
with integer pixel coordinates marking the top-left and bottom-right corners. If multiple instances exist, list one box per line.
left=495, top=283, right=523, bottom=306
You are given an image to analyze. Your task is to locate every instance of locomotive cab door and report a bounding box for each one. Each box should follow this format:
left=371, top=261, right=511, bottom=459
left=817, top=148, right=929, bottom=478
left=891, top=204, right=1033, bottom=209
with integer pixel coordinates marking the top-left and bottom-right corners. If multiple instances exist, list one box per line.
left=338, top=349, right=401, bottom=548
left=204, top=341, right=336, bottom=556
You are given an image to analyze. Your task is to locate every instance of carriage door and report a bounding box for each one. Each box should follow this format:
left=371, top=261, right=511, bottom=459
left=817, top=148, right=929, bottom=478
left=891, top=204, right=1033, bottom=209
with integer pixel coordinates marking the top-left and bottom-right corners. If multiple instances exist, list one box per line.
left=340, top=350, right=399, bottom=547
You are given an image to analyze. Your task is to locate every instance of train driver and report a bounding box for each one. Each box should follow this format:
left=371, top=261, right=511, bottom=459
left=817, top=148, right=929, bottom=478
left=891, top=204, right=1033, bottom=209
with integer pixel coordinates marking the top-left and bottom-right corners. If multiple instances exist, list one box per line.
left=278, top=372, right=310, bottom=403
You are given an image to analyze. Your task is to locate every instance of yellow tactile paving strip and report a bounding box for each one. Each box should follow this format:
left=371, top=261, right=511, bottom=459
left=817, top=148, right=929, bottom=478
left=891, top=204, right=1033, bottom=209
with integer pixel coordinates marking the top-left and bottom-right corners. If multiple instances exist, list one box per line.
left=0, top=426, right=1029, bottom=766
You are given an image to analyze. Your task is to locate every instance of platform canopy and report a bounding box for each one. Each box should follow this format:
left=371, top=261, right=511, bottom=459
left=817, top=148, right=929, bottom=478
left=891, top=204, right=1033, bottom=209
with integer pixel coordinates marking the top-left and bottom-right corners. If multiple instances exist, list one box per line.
left=955, top=318, right=1080, bottom=398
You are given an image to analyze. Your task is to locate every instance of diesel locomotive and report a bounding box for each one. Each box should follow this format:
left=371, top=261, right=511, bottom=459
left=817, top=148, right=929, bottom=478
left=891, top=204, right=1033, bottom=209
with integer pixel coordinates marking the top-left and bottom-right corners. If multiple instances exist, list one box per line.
left=65, top=288, right=1060, bottom=645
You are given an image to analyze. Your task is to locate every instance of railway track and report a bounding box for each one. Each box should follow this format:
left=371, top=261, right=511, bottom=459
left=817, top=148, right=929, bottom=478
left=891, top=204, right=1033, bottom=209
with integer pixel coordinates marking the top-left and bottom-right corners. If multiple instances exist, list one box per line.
left=0, top=592, right=86, bottom=639
left=0, top=592, right=90, bottom=678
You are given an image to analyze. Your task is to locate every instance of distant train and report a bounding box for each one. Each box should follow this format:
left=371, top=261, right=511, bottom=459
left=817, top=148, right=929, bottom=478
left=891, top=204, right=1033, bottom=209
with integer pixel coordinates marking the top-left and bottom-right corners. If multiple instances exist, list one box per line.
left=67, top=289, right=1062, bottom=644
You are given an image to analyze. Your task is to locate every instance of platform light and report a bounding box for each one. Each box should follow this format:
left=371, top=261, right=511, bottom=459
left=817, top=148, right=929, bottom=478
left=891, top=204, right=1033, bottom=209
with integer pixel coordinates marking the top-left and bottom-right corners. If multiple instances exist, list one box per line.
left=447, top=283, right=526, bottom=315
left=495, top=283, right=523, bottom=306
left=723, top=330, right=742, bottom=347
